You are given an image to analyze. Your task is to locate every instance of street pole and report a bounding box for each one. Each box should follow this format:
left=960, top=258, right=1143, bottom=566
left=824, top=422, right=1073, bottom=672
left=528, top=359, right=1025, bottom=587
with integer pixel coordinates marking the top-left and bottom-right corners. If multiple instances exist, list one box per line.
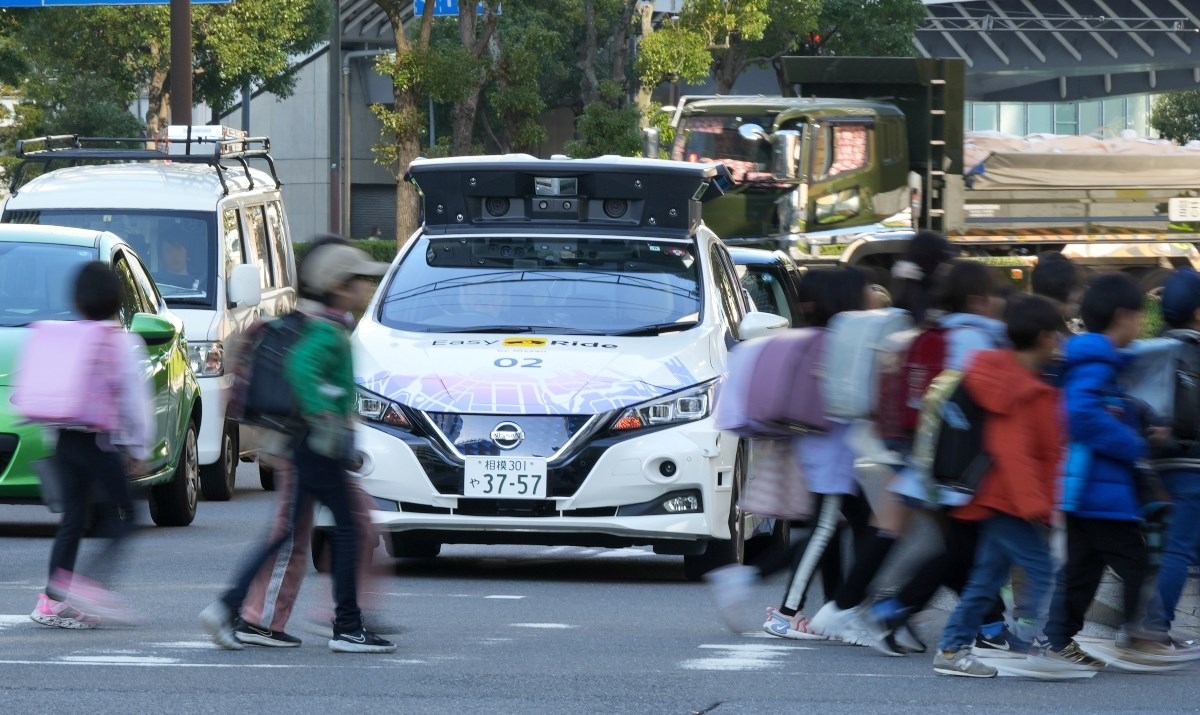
left=170, top=0, right=192, bottom=125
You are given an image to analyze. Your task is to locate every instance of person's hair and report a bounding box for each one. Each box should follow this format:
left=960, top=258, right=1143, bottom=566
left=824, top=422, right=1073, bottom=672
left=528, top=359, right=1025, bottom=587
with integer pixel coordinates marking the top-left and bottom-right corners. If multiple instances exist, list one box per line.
left=1079, top=272, right=1143, bottom=333
left=798, top=267, right=865, bottom=328
left=891, top=230, right=953, bottom=322
left=298, top=234, right=355, bottom=302
left=74, top=261, right=123, bottom=320
left=1004, top=294, right=1063, bottom=350
left=936, top=259, right=997, bottom=315
left=907, top=230, right=953, bottom=280
left=1031, top=252, right=1078, bottom=304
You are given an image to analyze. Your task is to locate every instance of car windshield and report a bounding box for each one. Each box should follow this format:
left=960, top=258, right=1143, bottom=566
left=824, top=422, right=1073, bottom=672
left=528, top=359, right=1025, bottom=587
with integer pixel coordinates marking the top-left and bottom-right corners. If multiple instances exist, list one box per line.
left=3, top=209, right=216, bottom=307
left=0, top=242, right=98, bottom=327
left=672, top=115, right=776, bottom=185
left=379, top=236, right=702, bottom=335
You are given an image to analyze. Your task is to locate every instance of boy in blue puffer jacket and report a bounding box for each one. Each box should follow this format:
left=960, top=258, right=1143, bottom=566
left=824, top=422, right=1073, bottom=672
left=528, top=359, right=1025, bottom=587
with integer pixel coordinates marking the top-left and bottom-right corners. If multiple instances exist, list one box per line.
left=1041, top=272, right=1170, bottom=667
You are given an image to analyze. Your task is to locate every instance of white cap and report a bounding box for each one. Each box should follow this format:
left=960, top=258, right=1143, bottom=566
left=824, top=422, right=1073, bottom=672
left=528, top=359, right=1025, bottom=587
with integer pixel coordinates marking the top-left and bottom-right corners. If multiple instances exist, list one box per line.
left=301, top=243, right=388, bottom=295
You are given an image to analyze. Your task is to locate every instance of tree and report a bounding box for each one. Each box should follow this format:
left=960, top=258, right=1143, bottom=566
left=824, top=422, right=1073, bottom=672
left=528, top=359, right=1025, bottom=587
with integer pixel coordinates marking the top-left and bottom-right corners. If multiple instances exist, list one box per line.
left=449, top=1, right=499, bottom=156
left=565, top=80, right=641, bottom=158
left=1151, top=91, right=1200, bottom=144
left=9, top=1, right=328, bottom=137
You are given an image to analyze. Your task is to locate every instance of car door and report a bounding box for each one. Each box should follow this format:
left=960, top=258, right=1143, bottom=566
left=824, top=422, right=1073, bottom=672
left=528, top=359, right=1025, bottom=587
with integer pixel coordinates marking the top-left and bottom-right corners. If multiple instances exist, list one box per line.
left=112, top=249, right=171, bottom=470
left=709, top=244, right=747, bottom=345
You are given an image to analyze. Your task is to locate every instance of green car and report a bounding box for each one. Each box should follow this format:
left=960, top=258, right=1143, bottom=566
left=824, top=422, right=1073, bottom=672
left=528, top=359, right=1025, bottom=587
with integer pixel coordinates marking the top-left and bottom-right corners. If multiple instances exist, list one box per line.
left=0, top=225, right=202, bottom=526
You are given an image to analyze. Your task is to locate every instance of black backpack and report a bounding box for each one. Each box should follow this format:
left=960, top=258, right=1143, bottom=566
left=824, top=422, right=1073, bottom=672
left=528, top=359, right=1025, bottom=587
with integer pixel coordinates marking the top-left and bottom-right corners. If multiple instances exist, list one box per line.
left=930, top=378, right=992, bottom=497
left=229, top=312, right=308, bottom=432
left=1165, top=331, right=1200, bottom=443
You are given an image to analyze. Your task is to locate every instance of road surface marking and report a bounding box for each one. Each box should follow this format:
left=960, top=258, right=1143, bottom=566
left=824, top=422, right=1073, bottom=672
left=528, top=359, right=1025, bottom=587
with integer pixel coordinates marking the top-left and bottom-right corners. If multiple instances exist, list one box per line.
left=509, top=623, right=577, bottom=629
left=0, top=615, right=28, bottom=629
left=682, top=643, right=814, bottom=671
left=62, top=655, right=179, bottom=665
left=484, top=595, right=525, bottom=599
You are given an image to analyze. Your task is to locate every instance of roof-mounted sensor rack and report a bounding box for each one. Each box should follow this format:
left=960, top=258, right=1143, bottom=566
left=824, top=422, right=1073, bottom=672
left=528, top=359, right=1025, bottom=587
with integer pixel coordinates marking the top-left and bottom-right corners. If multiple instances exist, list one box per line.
left=9, top=125, right=281, bottom=196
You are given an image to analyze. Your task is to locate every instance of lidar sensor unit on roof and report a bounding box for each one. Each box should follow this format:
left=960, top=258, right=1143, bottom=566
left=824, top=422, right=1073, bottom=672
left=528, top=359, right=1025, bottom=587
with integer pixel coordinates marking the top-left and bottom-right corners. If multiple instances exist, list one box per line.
left=535, top=177, right=578, bottom=196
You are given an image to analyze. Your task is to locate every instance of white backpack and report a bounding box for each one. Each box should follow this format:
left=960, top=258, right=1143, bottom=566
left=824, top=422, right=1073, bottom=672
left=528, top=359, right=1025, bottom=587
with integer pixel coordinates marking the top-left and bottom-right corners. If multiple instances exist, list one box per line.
left=821, top=308, right=914, bottom=420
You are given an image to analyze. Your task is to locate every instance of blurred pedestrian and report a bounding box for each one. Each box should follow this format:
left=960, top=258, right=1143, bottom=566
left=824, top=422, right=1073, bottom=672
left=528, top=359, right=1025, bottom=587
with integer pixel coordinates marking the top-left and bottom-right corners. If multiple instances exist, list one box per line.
left=201, top=241, right=394, bottom=653
left=17, top=262, right=154, bottom=628
left=1031, top=251, right=1081, bottom=332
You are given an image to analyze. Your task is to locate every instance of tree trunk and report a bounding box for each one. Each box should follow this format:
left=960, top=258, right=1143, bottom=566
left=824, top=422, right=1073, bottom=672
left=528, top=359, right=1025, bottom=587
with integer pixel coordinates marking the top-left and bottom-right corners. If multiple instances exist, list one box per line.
left=713, top=44, right=747, bottom=95
left=633, top=1, right=655, bottom=126
left=609, top=0, right=637, bottom=89
left=450, top=2, right=499, bottom=156
left=578, top=0, right=599, bottom=106
left=147, top=67, right=171, bottom=139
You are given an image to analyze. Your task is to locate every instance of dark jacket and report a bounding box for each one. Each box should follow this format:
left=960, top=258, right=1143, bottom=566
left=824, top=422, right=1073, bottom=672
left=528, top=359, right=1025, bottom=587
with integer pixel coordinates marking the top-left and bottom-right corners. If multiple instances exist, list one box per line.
left=1059, top=332, right=1146, bottom=521
left=1149, top=329, right=1200, bottom=472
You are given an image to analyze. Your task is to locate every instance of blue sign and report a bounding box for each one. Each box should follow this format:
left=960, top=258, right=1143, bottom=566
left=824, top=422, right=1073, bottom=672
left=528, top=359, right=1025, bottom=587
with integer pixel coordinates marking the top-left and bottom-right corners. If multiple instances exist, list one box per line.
left=0, top=0, right=228, bottom=5
left=413, top=0, right=497, bottom=16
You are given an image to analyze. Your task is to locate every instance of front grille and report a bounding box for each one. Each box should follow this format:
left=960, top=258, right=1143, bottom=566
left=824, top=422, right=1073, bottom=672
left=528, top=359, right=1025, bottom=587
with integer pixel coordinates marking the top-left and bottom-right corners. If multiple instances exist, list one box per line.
left=425, top=414, right=593, bottom=458
left=0, top=434, right=17, bottom=475
left=456, top=498, right=559, bottom=518
left=411, top=441, right=610, bottom=498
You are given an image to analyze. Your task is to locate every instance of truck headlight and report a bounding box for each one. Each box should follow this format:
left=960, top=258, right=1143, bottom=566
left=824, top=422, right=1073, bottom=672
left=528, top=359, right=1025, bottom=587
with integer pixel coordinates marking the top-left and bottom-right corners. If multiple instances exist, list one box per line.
left=610, top=382, right=714, bottom=433
left=355, top=388, right=413, bottom=430
left=188, top=341, right=224, bottom=377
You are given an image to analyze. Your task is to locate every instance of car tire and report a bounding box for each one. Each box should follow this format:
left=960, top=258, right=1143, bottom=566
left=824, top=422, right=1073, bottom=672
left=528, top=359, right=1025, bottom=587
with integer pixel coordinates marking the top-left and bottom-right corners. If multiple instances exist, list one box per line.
left=683, top=441, right=748, bottom=582
left=199, top=422, right=239, bottom=502
left=259, top=462, right=276, bottom=491
left=387, top=533, right=441, bottom=559
left=311, top=527, right=330, bottom=573
left=149, top=420, right=200, bottom=527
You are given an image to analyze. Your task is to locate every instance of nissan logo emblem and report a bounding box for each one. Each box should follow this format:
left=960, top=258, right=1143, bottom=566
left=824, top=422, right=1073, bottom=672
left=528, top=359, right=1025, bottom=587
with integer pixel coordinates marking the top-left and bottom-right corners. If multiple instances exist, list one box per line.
left=490, top=422, right=525, bottom=450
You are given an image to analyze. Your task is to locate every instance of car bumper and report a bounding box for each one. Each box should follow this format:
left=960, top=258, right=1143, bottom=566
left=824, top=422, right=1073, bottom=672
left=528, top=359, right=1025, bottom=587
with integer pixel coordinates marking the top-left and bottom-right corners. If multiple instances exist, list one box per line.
left=0, top=386, right=51, bottom=502
left=334, top=417, right=739, bottom=548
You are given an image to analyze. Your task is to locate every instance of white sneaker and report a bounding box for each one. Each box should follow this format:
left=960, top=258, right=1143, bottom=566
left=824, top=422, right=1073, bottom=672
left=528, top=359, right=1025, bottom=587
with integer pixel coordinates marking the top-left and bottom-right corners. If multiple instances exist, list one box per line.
left=809, top=601, right=860, bottom=642
left=762, top=607, right=828, bottom=640
left=704, top=564, right=758, bottom=632
left=199, top=601, right=244, bottom=651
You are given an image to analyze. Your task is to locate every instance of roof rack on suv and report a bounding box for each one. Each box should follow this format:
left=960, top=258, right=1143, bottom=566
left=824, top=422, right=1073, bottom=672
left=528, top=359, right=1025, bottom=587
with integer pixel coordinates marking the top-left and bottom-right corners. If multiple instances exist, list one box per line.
left=9, top=125, right=281, bottom=196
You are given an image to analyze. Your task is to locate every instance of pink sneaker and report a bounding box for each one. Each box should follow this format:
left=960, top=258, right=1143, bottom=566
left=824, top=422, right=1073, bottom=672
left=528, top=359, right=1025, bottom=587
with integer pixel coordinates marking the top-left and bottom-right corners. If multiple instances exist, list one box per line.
left=762, top=606, right=827, bottom=640
left=30, top=593, right=100, bottom=629
left=50, top=570, right=134, bottom=624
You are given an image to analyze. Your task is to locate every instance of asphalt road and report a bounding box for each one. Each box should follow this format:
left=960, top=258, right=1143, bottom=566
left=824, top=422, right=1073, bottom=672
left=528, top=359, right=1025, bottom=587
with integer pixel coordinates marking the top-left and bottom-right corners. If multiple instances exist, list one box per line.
left=1, top=462, right=1199, bottom=715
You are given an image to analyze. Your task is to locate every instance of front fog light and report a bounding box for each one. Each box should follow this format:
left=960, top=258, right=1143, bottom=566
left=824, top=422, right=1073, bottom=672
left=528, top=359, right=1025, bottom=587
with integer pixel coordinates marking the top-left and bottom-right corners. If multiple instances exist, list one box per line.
left=662, top=494, right=700, bottom=513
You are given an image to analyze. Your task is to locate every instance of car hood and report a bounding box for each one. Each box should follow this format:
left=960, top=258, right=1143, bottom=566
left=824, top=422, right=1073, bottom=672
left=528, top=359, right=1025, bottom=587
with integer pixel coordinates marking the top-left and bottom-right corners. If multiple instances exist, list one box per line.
left=0, top=327, right=29, bottom=387
left=353, top=321, right=718, bottom=415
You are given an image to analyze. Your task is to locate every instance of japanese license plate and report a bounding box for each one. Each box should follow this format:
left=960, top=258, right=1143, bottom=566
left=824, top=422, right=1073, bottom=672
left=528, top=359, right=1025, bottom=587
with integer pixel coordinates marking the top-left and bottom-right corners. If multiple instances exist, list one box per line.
left=1169, top=197, right=1200, bottom=222
left=464, top=457, right=548, bottom=499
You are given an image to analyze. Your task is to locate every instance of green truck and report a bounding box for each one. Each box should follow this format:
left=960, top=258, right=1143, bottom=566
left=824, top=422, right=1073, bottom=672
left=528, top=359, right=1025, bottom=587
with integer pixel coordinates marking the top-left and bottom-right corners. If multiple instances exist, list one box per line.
left=645, top=57, right=1200, bottom=291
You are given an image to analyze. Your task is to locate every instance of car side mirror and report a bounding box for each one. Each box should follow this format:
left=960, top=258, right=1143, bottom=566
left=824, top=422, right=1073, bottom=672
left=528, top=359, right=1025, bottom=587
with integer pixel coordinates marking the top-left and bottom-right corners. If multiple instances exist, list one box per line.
left=130, top=312, right=176, bottom=345
left=228, top=263, right=262, bottom=308
left=738, top=311, right=789, bottom=341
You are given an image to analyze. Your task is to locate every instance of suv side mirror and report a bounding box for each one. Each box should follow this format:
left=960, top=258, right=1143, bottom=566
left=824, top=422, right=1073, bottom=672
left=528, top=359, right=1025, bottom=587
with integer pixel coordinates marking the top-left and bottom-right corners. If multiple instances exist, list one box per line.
left=228, top=263, right=262, bottom=308
left=641, top=127, right=660, bottom=159
left=738, top=311, right=789, bottom=341
left=130, top=312, right=176, bottom=345
left=771, top=129, right=802, bottom=180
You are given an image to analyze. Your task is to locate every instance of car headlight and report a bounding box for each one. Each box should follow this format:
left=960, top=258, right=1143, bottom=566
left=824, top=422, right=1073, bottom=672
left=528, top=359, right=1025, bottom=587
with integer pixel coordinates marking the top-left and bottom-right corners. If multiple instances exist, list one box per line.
left=610, top=382, right=715, bottom=433
left=188, top=341, right=224, bottom=377
left=355, top=387, right=413, bottom=430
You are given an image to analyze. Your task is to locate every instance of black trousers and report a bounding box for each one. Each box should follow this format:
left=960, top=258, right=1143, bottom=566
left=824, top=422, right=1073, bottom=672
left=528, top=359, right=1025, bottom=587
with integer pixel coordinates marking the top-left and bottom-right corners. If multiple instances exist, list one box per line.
left=1045, top=515, right=1148, bottom=649
left=892, top=514, right=1005, bottom=627
left=221, top=440, right=362, bottom=632
left=47, top=430, right=136, bottom=599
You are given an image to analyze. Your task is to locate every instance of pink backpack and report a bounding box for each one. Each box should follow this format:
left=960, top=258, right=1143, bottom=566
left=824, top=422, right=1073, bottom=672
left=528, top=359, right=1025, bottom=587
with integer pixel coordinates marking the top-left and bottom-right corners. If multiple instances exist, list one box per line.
left=717, top=329, right=831, bottom=437
left=13, top=321, right=120, bottom=432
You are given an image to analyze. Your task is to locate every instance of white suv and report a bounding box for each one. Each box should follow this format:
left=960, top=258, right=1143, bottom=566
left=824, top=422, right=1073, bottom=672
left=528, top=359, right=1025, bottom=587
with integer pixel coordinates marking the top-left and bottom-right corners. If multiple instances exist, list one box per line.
left=1, top=127, right=298, bottom=501
left=339, top=155, right=788, bottom=579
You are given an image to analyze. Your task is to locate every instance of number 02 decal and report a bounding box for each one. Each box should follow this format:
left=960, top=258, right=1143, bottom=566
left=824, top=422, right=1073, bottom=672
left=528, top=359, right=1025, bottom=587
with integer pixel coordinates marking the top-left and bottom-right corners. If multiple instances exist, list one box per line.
left=494, top=357, right=543, bottom=368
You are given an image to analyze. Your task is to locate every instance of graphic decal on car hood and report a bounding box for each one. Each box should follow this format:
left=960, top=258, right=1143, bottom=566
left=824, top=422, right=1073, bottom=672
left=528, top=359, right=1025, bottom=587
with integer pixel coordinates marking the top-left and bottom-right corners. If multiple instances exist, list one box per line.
left=354, top=324, right=714, bottom=415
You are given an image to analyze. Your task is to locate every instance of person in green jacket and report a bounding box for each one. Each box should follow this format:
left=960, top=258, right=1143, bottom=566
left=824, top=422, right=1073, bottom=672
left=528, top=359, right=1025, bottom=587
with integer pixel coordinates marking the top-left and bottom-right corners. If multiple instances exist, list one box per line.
left=201, top=241, right=391, bottom=653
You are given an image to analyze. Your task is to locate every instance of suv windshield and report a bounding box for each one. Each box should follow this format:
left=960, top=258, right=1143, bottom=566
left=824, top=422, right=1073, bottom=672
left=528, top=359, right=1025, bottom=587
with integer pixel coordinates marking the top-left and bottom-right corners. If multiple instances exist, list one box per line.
left=0, top=242, right=97, bottom=327
left=379, top=236, right=702, bottom=336
left=672, top=114, right=775, bottom=184
left=4, top=209, right=216, bottom=307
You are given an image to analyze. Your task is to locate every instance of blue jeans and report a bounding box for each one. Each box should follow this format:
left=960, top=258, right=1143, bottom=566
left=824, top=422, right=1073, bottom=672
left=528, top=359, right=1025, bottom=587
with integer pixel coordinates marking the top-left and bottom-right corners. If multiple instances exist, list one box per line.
left=938, top=514, right=1055, bottom=652
left=1148, top=470, right=1200, bottom=632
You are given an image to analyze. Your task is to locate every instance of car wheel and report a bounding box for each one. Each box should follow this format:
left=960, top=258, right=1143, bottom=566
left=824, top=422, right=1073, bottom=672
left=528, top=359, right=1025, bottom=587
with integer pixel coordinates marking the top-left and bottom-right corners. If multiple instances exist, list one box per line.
left=311, top=528, right=330, bottom=573
left=199, top=422, right=239, bottom=502
left=683, top=441, right=748, bottom=581
left=149, top=420, right=200, bottom=527
left=259, top=462, right=276, bottom=491
left=387, top=533, right=441, bottom=559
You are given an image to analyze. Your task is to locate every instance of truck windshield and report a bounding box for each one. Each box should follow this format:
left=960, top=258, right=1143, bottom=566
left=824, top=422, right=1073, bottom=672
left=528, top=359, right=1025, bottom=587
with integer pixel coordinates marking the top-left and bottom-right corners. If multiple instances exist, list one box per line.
left=673, top=115, right=775, bottom=185
left=2, top=209, right=217, bottom=308
left=379, top=236, right=702, bottom=336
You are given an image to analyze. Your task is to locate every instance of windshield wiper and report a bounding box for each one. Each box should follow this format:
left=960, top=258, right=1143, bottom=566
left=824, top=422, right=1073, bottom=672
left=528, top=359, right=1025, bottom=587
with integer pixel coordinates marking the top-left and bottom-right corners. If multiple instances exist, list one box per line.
left=165, top=297, right=210, bottom=305
left=612, top=320, right=699, bottom=337
left=451, top=325, right=540, bottom=334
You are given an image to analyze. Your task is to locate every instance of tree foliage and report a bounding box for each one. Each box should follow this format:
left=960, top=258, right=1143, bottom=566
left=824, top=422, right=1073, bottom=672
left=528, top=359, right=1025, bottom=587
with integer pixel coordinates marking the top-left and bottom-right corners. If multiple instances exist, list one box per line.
left=1151, top=91, right=1200, bottom=144
left=566, top=81, right=641, bottom=158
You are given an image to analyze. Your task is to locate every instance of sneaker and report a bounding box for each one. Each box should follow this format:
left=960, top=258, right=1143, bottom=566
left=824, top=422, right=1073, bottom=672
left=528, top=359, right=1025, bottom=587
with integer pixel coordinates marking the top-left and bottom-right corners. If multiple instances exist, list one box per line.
left=234, top=620, right=302, bottom=648
left=29, top=593, right=99, bottom=630
left=50, top=571, right=134, bottom=624
left=1116, top=634, right=1195, bottom=666
left=857, top=609, right=906, bottom=656
left=1037, top=639, right=1105, bottom=670
left=933, top=648, right=998, bottom=678
left=809, top=601, right=861, bottom=642
left=329, top=625, right=397, bottom=654
left=895, top=623, right=927, bottom=654
left=705, top=564, right=758, bottom=631
left=836, top=609, right=875, bottom=647
left=761, top=607, right=827, bottom=641
left=199, top=601, right=244, bottom=651
left=973, top=626, right=1031, bottom=659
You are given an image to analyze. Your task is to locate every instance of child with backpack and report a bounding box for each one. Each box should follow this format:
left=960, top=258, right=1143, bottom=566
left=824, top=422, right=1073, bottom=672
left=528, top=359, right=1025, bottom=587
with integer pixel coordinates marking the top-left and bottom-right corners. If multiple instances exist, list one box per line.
left=1142, top=269, right=1200, bottom=645
left=1042, top=272, right=1170, bottom=668
left=932, top=295, right=1064, bottom=677
left=201, top=242, right=395, bottom=653
left=16, top=262, right=154, bottom=628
